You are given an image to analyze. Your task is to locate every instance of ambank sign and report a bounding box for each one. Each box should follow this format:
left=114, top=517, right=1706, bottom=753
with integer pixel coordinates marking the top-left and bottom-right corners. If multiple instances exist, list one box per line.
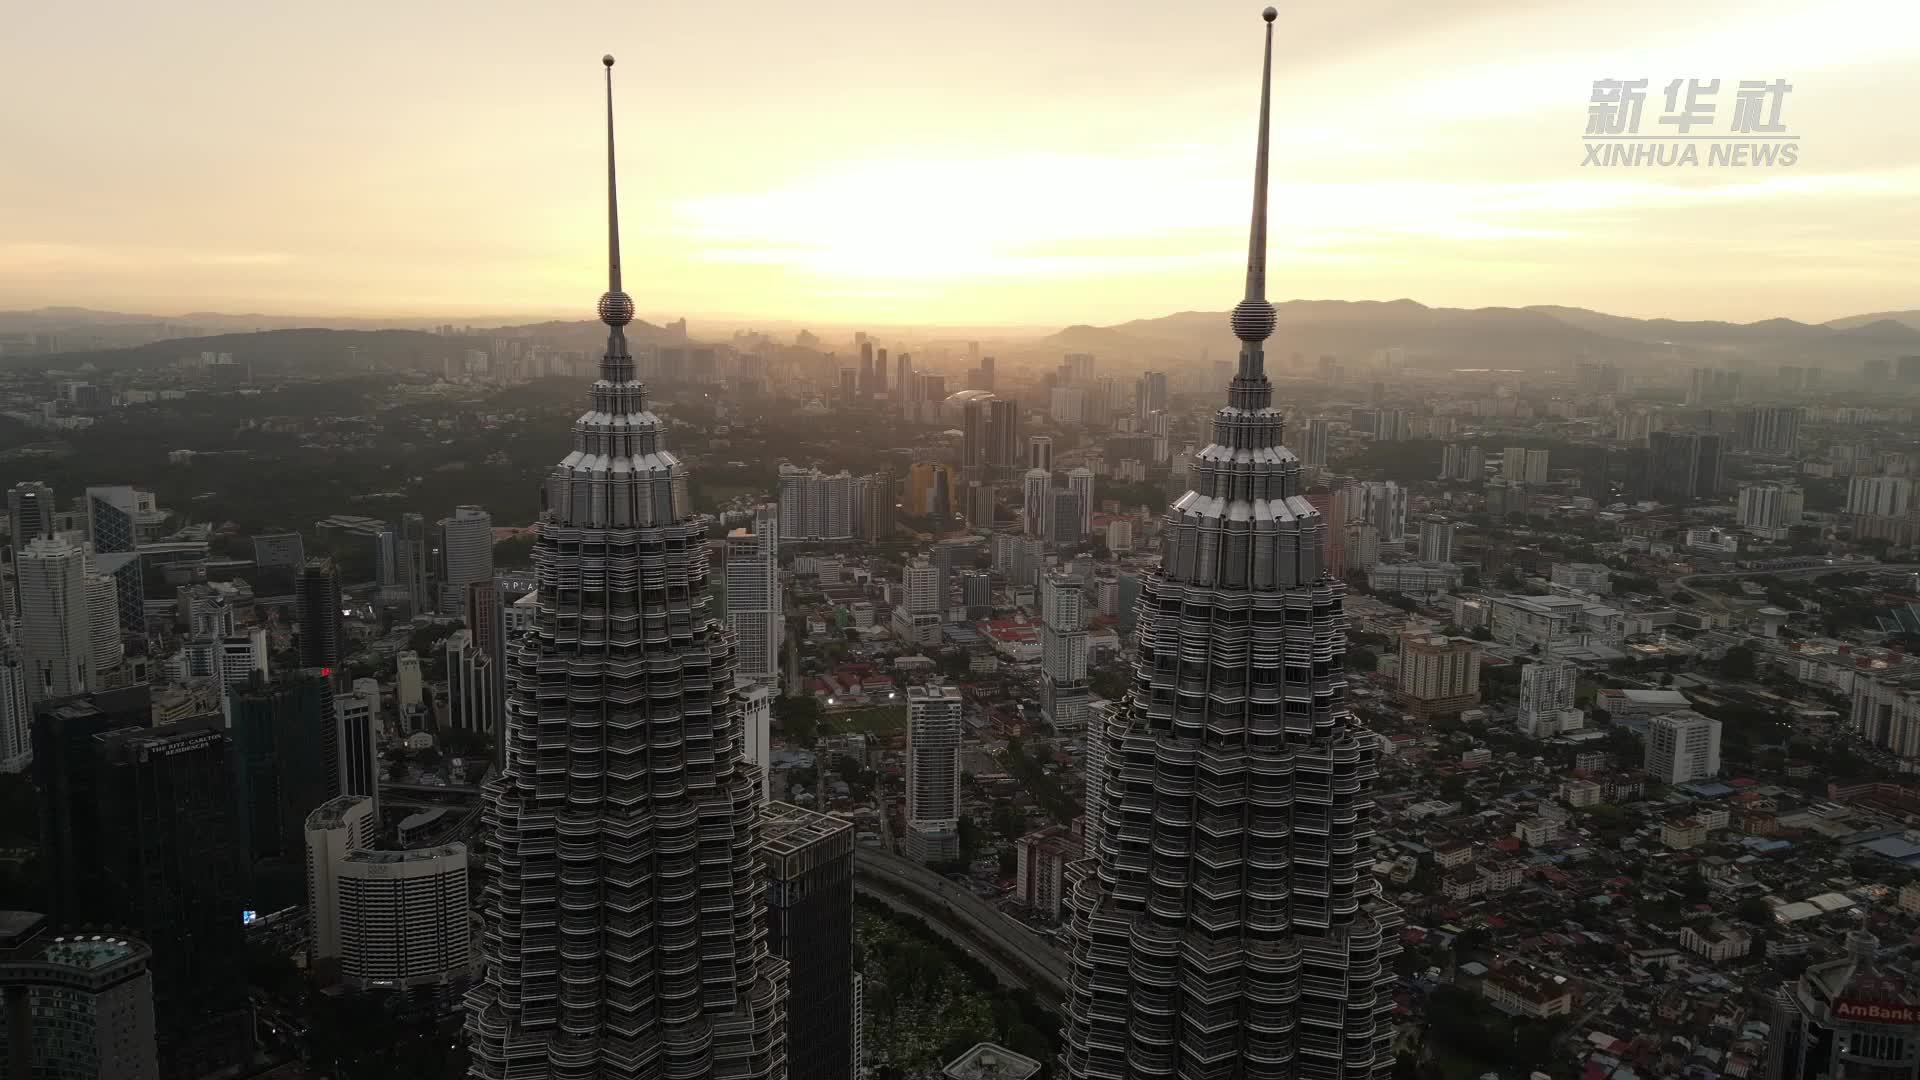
left=1833, top=999, right=1920, bottom=1026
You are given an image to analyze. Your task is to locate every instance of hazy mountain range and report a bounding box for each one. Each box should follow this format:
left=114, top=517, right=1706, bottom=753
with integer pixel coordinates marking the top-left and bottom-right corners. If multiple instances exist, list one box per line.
left=5, top=300, right=1918, bottom=372
left=1044, top=300, right=1920, bottom=370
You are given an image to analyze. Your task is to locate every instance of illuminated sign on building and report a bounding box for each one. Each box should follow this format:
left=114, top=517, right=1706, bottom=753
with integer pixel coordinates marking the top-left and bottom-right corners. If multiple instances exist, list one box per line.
left=1832, top=999, right=1920, bottom=1026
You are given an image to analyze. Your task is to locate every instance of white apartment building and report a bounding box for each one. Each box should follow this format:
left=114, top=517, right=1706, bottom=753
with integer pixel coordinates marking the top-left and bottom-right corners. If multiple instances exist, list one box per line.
left=1645, top=709, right=1723, bottom=783
left=906, top=684, right=963, bottom=864
left=1517, top=660, right=1583, bottom=739
left=304, top=794, right=376, bottom=963
left=724, top=504, right=781, bottom=687
left=336, top=845, right=471, bottom=989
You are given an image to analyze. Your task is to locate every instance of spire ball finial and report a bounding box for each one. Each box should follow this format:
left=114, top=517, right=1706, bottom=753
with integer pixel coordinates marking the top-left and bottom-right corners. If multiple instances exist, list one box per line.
left=1263, top=6, right=1276, bottom=21
left=603, top=54, right=615, bottom=67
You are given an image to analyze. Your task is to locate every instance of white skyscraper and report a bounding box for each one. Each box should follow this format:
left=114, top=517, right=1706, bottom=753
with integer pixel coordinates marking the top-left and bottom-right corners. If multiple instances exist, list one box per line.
left=396, top=651, right=423, bottom=708
left=1066, top=467, right=1095, bottom=534
left=1517, top=659, right=1582, bottom=739
left=16, top=536, right=96, bottom=702
left=337, top=845, right=471, bottom=990
left=1023, top=468, right=1054, bottom=540
left=1645, top=709, right=1723, bottom=783
left=1848, top=476, right=1912, bottom=518
left=1302, top=417, right=1330, bottom=466
left=903, top=559, right=941, bottom=615
left=738, top=682, right=772, bottom=801
left=1418, top=518, right=1455, bottom=564
left=725, top=504, right=782, bottom=687
left=906, top=683, right=963, bottom=864
left=1503, top=446, right=1528, bottom=482
left=1041, top=573, right=1090, bottom=731
left=305, top=794, right=377, bottom=963
left=444, top=629, right=497, bottom=740
left=1738, top=482, right=1804, bottom=539
left=437, top=505, right=493, bottom=615
left=777, top=465, right=857, bottom=540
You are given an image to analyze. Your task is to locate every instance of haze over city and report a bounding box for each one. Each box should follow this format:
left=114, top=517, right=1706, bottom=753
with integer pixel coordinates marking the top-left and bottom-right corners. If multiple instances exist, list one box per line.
left=6, top=0, right=1918, bottom=326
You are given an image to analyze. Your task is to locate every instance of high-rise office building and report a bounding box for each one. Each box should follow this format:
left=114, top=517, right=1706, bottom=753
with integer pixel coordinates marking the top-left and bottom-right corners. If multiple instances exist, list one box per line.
left=1645, top=431, right=1724, bottom=501
left=906, top=683, right=963, bottom=864
left=0, top=629, right=28, bottom=773
left=758, top=803, right=856, bottom=1080
left=961, top=398, right=989, bottom=474
left=0, top=912, right=159, bottom=1080
left=1041, top=573, right=1090, bottom=731
left=1301, top=417, right=1330, bottom=467
left=1063, top=17, right=1399, bottom=1080
left=1522, top=448, right=1550, bottom=486
left=1052, top=490, right=1085, bottom=547
left=1022, top=468, right=1053, bottom=541
left=467, top=578, right=509, bottom=765
left=1067, top=467, right=1095, bottom=535
left=6, top=481, right=55, bottom=554
left=1768, top=931, right=1920, bottom=1080
left=304, top=794, right=376, bottom=964
left=1136, top=370, right=1169, bottom=418
left=438, top=506, right=494, bottom=615
left=295, top=558, right=344, bottom=671
left=988, top=398, right=1021, bottom=471
left=337, top=846, right=471, bottom=991
left=83, top=486, right=140, bottom=554
left=228, top=671, right=340, bottom=869
left=34, top=699, right=252, bottom=1079
left=15, top=536, right=96, bottom=702
left=467, top=59, right=788, bottom=1080
left=400, top=512, right=436, bottom=614
left=1417, top=517, right=1455, bottom=564
left=725, top=504, right=781, bottom=688
left=1028, top=434, right=1054, bottom=474
left=860, top=471, right=896, bottom=542
left=1645, top=709, right=1722, bottom=783
left=739, top=682, right=772, bottom=801
left=84, top=571, right=121, bottom=680
left=336, top=677, right=381, bottom=819
left=444, top=629, right=498, bottom=742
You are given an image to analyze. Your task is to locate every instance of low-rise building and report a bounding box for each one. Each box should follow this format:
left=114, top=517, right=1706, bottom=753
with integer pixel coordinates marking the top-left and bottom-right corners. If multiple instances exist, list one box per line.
left=1663, top=817, right=1709, bottom=849
left=1680, top=923, right=1753, bottom=963
left=1483, top=967, right=1573, bottom=1018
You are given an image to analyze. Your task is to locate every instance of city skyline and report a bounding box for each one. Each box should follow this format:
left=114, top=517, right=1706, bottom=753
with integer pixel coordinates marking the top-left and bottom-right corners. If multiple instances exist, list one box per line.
left=6, top=0, right=1917, bottom=326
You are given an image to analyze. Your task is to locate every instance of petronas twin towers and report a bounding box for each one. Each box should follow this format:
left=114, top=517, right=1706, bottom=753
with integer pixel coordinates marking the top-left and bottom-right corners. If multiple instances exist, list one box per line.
left=468, top=11, right=1395, bottom=1080
left=1063, top=11, right=1403, bottom=1080
left=464, top=56, right=788, bottom=1080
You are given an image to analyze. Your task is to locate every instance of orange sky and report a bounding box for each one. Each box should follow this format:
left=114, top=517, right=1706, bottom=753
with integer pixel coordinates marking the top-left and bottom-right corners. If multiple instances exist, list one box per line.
left=3, top=0, right=1917, bottom=328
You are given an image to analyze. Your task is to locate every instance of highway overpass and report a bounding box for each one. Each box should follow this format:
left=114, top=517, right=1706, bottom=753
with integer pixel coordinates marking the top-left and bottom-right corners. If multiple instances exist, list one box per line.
left=853, top=847, right=1070, bottom=1007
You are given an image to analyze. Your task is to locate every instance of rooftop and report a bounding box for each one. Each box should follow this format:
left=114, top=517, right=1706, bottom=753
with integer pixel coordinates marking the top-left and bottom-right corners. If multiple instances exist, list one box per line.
left=343, top=844, right=466, bottom=864
left=943, top=1042, right=1043, bottom=1080
left=758, top=801, right=853, bottom=857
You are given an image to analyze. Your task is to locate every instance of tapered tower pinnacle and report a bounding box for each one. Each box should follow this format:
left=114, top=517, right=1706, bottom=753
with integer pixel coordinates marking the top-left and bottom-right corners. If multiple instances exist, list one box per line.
left=1229, top=6, right=1279, bottom=348
left=597, top=54, right=635, bottom=328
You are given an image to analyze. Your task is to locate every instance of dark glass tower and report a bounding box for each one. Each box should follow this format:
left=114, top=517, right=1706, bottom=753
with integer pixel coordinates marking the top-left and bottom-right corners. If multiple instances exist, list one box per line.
left=296, top=557, right=344, bottom=670
left=1062, top=11, right=1403, bottom=1080
left=758, top=802, right=855, bottom=1080
left=464, top=56, right=788, bottom=1080
left=34, top=695, right=252, bottom=1080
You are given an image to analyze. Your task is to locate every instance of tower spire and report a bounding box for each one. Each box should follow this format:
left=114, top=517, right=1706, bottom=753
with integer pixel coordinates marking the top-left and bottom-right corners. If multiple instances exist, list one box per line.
left=596, top=54, right=636, bottom=332
left=1228, top=7, right=1280, bottom=394
left=1229, top=7, right=1279, bottom=346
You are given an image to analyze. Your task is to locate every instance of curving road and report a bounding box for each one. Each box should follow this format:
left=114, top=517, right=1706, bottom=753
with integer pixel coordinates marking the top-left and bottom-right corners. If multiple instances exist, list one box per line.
left=854, top=847, right=1070, bottom=1006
